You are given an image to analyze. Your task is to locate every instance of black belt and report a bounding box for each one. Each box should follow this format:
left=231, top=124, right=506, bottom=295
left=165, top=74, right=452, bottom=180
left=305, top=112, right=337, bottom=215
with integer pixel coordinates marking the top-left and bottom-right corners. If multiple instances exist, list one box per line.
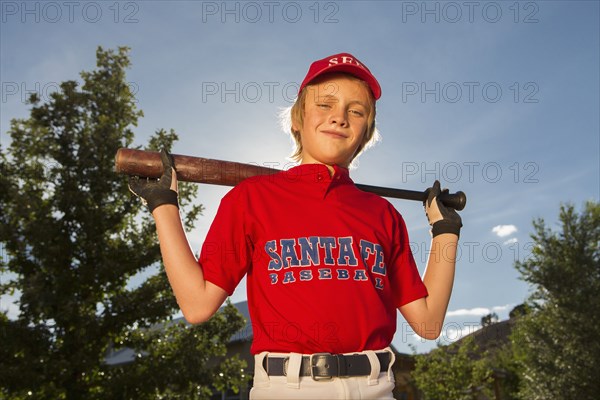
left=264, top=352, right=392, bottom=381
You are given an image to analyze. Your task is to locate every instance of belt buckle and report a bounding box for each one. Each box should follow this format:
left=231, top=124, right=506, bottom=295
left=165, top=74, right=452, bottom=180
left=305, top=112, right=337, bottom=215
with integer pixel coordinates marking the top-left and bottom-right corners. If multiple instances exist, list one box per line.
left=310, top=353, right=334, bottom=381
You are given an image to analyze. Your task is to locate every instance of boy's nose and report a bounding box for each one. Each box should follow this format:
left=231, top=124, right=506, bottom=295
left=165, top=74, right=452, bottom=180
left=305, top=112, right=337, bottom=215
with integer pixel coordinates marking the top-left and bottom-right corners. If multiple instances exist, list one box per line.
left=329, top=110, right=348, bottom=127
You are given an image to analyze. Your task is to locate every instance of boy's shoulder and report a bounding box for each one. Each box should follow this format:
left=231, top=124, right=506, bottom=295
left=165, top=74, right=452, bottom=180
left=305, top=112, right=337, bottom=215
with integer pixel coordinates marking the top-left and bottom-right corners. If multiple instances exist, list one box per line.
left=355, top=187, right=406, bottom=215
left=220, top=168, right=287, bottom=198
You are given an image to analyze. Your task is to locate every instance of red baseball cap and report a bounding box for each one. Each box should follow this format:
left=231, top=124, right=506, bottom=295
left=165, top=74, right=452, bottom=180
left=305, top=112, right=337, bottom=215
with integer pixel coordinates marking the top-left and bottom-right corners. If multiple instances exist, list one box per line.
left=298, top=52, right=381, bottom=100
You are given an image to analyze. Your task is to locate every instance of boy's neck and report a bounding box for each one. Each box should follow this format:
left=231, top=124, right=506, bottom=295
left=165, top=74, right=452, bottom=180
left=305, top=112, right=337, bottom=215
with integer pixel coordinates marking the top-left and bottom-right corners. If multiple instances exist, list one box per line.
left=324, top=164, right=335, bottom=177
left=299, top=161, right=344, bottom=177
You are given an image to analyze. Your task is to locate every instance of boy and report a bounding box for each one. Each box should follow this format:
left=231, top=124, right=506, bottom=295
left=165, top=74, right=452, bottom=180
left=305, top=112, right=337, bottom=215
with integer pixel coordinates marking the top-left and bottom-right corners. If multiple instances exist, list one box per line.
left=129, top=52, right=462, bottom=399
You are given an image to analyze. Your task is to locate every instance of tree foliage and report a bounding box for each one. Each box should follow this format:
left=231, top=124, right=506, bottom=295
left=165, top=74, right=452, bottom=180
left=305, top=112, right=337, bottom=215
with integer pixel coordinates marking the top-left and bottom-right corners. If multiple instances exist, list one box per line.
left=412, top=202, right=599, bottom=399
left=413, top=331, right=523, bottom=400
left=413, top=337, right=494, bottom=400
left=512, top=201, right=600, bottom=399
left=481, top=312, right=499, bottom=327
left=0, top=46, right=248, bottom=399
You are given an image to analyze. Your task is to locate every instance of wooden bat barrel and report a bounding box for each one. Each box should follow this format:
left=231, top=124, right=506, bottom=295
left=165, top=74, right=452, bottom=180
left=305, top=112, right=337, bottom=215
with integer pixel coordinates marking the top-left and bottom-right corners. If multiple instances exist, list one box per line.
left=115, top=148, right=278, bottom=187
left=115, top=148, right=466, bottom=210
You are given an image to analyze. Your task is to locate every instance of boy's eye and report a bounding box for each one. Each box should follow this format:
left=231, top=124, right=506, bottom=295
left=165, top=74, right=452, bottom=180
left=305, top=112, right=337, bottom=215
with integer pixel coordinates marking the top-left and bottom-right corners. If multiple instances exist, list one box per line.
left=349, top=109, right=365, bottom=117
left=317, top=103, right=332, bottom=109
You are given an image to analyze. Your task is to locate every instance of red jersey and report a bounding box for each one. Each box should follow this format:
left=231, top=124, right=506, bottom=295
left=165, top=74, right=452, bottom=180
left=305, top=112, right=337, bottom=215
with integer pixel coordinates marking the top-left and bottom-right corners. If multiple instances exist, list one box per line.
left=199, top=163, right=427, bottom=354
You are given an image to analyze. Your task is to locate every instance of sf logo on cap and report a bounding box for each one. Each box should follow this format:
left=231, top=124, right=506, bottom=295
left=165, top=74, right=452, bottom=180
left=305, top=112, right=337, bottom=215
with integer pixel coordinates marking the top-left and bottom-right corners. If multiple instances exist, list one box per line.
left=328, top=56, right=363, bottom=69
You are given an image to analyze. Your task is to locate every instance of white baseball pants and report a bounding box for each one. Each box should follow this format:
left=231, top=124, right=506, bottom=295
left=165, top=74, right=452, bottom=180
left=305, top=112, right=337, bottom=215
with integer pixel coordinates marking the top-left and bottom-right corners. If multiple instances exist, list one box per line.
left=250, top=348, right=396, bottom=400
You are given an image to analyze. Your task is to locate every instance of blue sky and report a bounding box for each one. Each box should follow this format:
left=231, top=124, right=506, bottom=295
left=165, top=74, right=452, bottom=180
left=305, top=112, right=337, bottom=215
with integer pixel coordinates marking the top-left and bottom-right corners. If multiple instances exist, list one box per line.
left=1, top=1, right=598, bottom=354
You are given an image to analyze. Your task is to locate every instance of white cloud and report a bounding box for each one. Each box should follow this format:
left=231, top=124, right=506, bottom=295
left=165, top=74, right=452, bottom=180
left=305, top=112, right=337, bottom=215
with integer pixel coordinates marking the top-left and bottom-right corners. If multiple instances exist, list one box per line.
left=492, top=304, right=513, bottom=314
left=492, top=225, right=518, bottom=238
left=503, top=237, right=518, bottom=245
left=446, top=304, right=516, bottom=318
left=446, top=307, right=491, bottom=317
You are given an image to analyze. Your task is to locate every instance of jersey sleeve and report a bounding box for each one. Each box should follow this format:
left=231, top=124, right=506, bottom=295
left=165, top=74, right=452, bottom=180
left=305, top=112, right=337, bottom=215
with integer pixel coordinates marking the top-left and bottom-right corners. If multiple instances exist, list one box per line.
left=388, top=208, right=428, bottom=308
left=198, top=186, right=252, bottom=296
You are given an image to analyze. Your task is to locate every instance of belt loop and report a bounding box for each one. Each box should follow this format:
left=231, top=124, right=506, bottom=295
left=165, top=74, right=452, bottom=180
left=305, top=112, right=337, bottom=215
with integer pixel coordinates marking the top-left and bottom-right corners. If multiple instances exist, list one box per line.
left=286, top=353, right=302, bottom=389
left=364, top=350, right=380, bottom=385
left=384, top=347, right=396, bottom=382
left=254, top=352, right=270, bottom=386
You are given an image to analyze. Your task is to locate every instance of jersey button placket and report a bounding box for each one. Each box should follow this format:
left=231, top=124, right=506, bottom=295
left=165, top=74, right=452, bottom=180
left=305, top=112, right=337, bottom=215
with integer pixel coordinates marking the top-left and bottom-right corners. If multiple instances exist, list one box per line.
left=316, top=171, right=331, bottom=199
left=327, top=177, right=346, bottom=202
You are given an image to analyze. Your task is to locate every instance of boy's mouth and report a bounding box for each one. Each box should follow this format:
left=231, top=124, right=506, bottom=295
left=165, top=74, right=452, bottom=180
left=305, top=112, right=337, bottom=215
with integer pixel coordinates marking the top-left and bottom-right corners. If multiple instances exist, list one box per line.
left=321, top=130, right=347, bottom=138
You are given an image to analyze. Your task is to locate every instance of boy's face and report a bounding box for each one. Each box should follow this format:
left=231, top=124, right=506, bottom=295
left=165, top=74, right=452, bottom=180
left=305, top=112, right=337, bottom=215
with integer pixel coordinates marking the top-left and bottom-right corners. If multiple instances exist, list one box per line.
left=295, top=74, right=371, bottom=169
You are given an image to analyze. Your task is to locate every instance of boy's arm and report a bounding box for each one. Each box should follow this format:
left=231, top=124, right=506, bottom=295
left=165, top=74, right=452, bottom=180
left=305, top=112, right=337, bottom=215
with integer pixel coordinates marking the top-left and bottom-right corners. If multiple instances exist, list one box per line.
left=398, top=180, right=462, bottom=339
left=129, top=149, right=228, bottom=324
left=153, top=205, right=228, bottom=324
left=399, top=233, right=458, bottom=339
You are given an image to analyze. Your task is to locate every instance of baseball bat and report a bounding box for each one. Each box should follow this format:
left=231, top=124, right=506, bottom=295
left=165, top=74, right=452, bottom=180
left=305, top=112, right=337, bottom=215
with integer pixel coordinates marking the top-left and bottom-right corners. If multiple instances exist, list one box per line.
left=115, top=148, right=467, bottom=210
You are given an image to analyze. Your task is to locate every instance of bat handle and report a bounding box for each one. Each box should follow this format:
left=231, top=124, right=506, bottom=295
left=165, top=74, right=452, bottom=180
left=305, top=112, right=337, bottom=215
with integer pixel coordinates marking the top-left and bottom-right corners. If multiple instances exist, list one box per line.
left=435, top=190, right=467, bottom=211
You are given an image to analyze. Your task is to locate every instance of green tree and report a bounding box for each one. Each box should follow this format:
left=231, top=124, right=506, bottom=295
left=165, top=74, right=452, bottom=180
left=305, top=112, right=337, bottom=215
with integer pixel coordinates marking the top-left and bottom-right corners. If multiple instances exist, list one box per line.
left=512, top=201, right=600, bottom=399
left=483, top=339, right=522, bottom=400
left=481, top=312, right=499, bottom=327
left=0, top=46, right=248, bottom=399
left=413, top=337, right=494, bottom=399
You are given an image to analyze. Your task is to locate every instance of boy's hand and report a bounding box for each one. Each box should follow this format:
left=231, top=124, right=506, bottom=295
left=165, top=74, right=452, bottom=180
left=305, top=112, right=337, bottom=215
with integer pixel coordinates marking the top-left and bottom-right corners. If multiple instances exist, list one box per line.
left=424, top=180, right=462, bottom=238
left=128, top=148, right=179, bottom=212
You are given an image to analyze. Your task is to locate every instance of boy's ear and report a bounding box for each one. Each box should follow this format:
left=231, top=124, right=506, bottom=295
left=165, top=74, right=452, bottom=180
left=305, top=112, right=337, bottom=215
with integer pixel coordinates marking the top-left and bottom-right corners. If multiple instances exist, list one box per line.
left=291, top=116, right=301, bottom=134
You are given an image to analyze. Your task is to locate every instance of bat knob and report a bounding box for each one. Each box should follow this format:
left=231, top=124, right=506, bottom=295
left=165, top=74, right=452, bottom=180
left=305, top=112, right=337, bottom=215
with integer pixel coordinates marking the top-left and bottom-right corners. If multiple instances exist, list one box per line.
left=439, top=191, right=467, bottom=211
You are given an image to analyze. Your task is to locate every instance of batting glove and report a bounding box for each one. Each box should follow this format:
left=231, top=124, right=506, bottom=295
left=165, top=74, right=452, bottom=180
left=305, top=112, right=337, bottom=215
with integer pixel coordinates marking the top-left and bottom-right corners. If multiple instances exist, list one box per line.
left=128, top=148, right=179, bottom=213
left=424, top=180, right=462, bottom=238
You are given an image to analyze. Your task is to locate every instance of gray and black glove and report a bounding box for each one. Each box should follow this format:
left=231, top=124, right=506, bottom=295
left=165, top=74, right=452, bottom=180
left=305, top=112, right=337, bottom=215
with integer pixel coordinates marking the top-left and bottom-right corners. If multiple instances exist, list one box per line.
left=128, top=149, right=179, bottom=212
left=424, top=180, right=462, bottom=238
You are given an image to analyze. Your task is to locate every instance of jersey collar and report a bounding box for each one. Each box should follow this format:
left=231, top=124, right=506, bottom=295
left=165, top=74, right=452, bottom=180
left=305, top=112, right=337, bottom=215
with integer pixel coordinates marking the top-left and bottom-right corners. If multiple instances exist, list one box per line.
left=283, top=163, right=351, bottom=181
left=282, top=163, right=354, bottom=198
